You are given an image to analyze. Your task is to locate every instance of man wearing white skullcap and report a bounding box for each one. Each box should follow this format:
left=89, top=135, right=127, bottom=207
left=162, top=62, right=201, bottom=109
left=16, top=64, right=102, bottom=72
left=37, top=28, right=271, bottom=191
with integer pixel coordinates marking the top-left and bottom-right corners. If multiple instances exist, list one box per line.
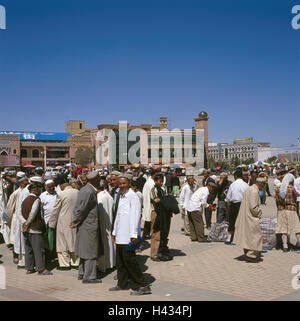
left=40, top=179, right=57, bottom=262
left=30, top=176, right=44, bottom=184
left=16, top=172, right=26, bottom=179
left=14, top=176, right=44, bottom=268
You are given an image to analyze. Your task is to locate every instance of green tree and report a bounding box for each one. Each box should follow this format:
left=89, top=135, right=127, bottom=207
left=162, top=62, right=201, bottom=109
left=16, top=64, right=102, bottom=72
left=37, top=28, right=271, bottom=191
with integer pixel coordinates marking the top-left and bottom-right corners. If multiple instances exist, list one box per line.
left=244, top=158, right=255, bottom=165
left=75, top=147, right=94, bottom=167
left=208, top=158, right=216, bottom=170
left=265, top=156, right=277, bottom=164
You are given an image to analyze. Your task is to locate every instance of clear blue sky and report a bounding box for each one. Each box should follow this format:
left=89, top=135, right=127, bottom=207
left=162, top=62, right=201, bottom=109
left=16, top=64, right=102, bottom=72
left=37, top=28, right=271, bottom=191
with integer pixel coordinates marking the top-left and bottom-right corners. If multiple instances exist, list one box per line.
left=0, top=0, right=299, bottom=148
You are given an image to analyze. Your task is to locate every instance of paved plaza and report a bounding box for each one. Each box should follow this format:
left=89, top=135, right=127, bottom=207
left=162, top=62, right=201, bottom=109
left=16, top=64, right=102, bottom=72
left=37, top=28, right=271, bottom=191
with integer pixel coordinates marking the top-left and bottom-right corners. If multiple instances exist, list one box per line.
left=1, top=178, right=300, bottom=301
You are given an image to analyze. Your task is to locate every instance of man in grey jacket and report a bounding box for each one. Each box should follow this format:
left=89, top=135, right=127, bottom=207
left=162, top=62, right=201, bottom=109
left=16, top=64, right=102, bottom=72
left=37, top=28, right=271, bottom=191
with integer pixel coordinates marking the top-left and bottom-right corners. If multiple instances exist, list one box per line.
left=72, top=171, right=103, bottom=284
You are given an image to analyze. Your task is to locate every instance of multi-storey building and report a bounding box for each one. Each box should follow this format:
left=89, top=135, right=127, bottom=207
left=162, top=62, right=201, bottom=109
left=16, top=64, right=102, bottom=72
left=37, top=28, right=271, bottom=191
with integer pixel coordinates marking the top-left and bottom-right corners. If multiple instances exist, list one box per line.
left=208, top=137, right=279, bottom=163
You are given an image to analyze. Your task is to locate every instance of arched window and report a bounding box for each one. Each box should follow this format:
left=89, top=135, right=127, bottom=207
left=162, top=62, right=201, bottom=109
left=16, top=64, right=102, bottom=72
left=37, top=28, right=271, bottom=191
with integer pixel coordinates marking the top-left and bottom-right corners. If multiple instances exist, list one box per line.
left=21, top=149, right=27, bottom=158
left=32, top=149, right=40, bottom=158
left=0, top=150, right=8, bottom=156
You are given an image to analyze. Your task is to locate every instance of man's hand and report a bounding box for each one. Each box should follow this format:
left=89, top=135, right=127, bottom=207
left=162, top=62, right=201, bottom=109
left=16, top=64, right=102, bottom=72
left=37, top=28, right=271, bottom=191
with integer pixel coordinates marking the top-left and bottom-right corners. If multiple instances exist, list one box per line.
left=154, top=198, right=160, bottom=203
left=69, top=223, right=75, bottom=228
left=22, top=225, right=28, bottom=233
left=131, top=238, right=139, bottom=245
left=111, top=235, right=116, bottom=243
left=209, top=204, right=216, bottom=211
left=182, top=208, right=186, bottom=212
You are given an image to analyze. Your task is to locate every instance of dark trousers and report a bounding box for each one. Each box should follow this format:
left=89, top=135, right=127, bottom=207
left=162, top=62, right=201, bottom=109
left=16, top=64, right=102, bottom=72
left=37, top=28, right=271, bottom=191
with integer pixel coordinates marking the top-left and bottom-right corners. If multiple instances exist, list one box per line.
left=167, top=186, right=172, bottom=195
left=23, top=232, right=46, bottom=272
left=116, top=244, right=147, bottom=289
left=228, top=202, right=241, bottom=242
left=266, top=183, right=271, bottom=196
left=142, top=221, right=151, bottom=238
left=78, top=258, right=97, bottom=280
left=159, top=215, right=171, bottom=256
left=204, top=207, right=212, bottom=228
left=216, top=201, right=228, bottom=223
left=187, top=211, right=205, bottom=241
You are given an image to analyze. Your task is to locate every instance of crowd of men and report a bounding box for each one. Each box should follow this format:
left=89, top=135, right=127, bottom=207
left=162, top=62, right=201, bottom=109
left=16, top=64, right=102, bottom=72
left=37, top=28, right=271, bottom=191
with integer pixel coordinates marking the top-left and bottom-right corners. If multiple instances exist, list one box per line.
left=0, top=162, right=300, bottom=294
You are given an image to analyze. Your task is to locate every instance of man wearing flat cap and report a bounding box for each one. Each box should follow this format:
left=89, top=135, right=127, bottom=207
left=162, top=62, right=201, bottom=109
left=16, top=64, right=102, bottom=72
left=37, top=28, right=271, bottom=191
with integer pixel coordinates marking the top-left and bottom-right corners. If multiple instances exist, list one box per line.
left=72, top=171, right=104, bottom=283
left=233, top=177, right=265, bottom=262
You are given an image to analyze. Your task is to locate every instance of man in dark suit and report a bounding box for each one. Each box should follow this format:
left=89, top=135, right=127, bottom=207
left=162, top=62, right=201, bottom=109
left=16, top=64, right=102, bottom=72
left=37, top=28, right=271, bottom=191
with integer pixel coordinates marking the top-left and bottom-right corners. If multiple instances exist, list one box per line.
left=72, top=171, right=103, bottom=284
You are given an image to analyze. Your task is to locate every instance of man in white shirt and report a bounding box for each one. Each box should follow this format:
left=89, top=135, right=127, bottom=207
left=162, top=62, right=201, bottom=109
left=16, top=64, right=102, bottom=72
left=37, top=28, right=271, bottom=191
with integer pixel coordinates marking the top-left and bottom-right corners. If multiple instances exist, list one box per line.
left=187, top=182, right=217, bottom=242
left=179, top=176, right=195, bottom=236
left=110, top=174, right=151, bottom=295
left=294, top=170, right=300, bottom=217
left=40, top=179, right=57, bottom=262
left=225, top=169, right=249, bottom=244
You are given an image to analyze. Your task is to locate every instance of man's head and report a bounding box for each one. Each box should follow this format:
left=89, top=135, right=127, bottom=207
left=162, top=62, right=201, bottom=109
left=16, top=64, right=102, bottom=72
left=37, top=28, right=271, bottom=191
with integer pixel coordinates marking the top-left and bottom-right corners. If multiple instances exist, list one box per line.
left=45, top=179, right=55, bottom=194
left=256, top=177, right=266, bottom=191
left=154, top=173, right=164, bottom=187
left=87, top=171, right=100, bottom=188
left=276, top=168, right=287, bottom=181
left=203, top=169, right=211, bottom=178
left=207, top=181, right=217, bottom=193
left=28, top=183, right=43, bottom=197
left=187, top=176, right=195, bottom=186
left=79, top=174, right=88, bottom=186
left=18, top=177, right=29, bottom=188
left=16, top=171, right=26, bottom=181
left=110, top=171, right=121, bottom=188
left=150, top=169, right=157, bottom=179
left=234, top=169, right=243, bottom=180
left=70, top=179, right=82, bottom=190
left=242, top=170, right=249, bottom=183
left=131, top=179, right=139, bottom=192
left=118, top=173, right=132, bottom=192
left=34, top=167, right=44, bottom=177
left=219, top=172, right=228, bottom=181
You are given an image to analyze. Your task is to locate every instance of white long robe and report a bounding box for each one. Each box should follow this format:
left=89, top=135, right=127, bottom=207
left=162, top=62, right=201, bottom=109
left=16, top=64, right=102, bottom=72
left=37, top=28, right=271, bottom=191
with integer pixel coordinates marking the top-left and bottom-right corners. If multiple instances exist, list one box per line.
left=6, top=187, right=23, bottom=244
left=142, top=177, right=155, bottom=222
left=233, top=184, right=263, bottom=251
left=0, top=179, right=10, bottom=244
left=14, top=185, right=30, bottom=255
left=97, top=190, right=116, bottom=272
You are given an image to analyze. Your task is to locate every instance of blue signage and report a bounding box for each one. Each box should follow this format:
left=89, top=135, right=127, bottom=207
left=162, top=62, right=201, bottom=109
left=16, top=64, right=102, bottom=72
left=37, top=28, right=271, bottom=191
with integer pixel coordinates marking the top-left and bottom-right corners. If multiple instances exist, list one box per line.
left=0, top=131, right=71, bottom=141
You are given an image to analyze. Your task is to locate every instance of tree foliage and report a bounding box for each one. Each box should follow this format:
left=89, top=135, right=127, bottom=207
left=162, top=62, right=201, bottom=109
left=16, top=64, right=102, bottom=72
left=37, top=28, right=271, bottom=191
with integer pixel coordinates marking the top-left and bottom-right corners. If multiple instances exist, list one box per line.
left=75, top=147, right=94, bottom=166
left=265, top=156, right=277, bottom=164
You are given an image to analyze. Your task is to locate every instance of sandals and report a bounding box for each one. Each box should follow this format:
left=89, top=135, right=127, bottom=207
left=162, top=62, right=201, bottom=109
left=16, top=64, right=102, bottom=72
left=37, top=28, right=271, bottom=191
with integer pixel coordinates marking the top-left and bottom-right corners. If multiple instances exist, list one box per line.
left=26, top=269, right=36, bottom=274
left=38, top=270, right=53, bottom=275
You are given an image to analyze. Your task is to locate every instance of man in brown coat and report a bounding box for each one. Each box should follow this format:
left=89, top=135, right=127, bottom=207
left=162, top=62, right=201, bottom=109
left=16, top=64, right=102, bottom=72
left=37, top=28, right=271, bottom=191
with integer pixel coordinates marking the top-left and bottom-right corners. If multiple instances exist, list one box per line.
left=48, top=184, right=79, bottom=270
left=21, top=183, right=52, bottom=275
left=233, top=177, right=266, bottom=263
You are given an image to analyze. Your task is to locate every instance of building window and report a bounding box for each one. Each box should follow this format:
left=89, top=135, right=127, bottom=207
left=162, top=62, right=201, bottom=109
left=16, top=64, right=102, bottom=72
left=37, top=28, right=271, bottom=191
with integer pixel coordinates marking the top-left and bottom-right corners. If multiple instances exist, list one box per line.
left=0, top=150, right=8, bottom=156
left=80, top=123, right=82, bottom=129
left=13, top=149, right=17, bottom=154
left=21, top=149, right=27, bottom=158
left=32, top=149, right=40, bottom=158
